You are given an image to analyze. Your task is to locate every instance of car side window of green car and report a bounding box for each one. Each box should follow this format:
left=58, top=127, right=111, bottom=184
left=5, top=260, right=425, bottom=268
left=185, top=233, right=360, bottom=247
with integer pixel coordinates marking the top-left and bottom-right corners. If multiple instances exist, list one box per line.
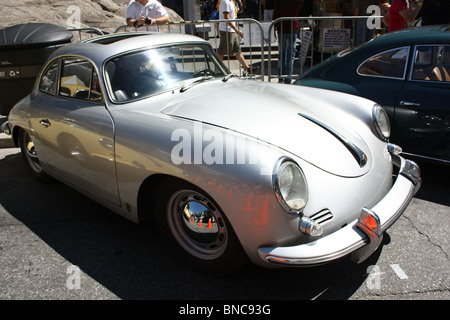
left=357, top=47, right=409, bottom=80
left=411, top=45, right=450, bottom=83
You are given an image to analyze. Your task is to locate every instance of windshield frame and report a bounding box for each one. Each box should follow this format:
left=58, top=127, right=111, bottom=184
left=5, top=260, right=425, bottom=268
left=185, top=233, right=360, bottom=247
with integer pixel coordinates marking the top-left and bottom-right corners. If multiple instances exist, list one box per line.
left=103, top=42, right=230, bottom=104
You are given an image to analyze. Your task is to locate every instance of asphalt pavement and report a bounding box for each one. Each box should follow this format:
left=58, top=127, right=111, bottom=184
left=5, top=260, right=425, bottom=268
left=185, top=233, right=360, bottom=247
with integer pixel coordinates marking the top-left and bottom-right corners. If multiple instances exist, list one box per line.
left=0, top=116, right=449, bottom=302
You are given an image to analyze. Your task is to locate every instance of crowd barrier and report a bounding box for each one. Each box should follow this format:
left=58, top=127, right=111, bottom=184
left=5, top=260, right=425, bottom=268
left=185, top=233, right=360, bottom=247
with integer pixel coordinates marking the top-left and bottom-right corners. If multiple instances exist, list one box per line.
left=113, top=15, right=385, bottom=82
left=115, top=19, right=266, bottom=79
left=266, top=15, right=384, bottom=82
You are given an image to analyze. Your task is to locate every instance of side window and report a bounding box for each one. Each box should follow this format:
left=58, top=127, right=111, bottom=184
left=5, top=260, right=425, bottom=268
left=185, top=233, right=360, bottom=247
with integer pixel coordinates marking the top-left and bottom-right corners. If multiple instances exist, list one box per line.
left=411, top=45, right=450, bottom=82
left=357, top=47, right=409, bottom=79
left=59, top=57, right=103, bottom=102
left=39, top=59, right=59, bottom=95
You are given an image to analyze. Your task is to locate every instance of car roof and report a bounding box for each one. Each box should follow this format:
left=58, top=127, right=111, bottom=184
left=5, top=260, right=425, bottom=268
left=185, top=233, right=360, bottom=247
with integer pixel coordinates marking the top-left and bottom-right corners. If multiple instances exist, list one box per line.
left=47, top=32, right=209, bottom=66
left=360, top=25, right=450, bottom=51
left=299, top=25, right=450, bottom=80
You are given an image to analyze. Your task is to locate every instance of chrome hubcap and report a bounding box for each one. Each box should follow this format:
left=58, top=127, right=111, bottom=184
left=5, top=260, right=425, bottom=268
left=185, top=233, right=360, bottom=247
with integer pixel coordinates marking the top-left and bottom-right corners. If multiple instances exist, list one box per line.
left=166, top=190, right=228, bottom=260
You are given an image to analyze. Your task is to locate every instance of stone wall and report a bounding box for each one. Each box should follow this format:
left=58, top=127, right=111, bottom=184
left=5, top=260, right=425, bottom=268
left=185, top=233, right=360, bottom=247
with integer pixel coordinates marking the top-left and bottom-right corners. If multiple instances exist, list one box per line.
left=0, top=0, right=182, bottom=34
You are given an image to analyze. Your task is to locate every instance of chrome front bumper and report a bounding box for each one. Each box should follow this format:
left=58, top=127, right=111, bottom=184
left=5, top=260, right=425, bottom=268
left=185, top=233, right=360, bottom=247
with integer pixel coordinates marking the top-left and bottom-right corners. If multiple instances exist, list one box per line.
left=258, top=156, right=421, bottom=266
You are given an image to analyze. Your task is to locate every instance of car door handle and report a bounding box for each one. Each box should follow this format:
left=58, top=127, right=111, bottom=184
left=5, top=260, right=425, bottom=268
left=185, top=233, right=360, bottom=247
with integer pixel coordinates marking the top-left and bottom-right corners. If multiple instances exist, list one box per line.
left=39, top=119, right=51, bottom=128
left=400, top=101, right=421, bottom=108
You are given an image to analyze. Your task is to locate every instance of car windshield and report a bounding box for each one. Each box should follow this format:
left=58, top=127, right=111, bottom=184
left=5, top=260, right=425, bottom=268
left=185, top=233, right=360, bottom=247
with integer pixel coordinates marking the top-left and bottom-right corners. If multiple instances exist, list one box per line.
left=105, top=43, right=229, bottom=102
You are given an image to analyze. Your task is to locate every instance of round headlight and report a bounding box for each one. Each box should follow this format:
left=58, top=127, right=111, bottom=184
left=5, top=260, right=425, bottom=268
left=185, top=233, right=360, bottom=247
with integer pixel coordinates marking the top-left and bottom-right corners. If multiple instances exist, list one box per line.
left=273, top=159, right=308, bottom=214
left=373, top=104, right=391, bottom=141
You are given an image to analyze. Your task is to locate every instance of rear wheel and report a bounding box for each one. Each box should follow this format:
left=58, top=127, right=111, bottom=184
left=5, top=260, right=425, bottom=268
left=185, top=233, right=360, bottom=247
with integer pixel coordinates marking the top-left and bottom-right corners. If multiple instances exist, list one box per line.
left=19, top=129, right=51, bottom=182
left=155, top=178, right=247, bottom=275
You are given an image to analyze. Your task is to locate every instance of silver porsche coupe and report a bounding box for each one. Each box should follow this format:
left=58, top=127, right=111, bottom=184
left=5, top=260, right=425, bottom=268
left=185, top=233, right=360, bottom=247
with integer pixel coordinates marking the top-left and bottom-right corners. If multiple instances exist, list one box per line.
left=1, top=33, right=421, bottom=274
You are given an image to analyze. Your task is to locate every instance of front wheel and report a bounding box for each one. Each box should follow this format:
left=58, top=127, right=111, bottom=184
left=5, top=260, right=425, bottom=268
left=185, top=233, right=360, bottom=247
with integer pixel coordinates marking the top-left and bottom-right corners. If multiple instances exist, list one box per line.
left=155, top=178, right=247, bottom=275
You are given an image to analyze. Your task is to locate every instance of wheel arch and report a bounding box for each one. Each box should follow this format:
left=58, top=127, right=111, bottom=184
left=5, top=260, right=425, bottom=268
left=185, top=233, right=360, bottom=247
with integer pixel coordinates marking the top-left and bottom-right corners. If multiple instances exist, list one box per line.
left=137, top=174, right=205, bottom=222
left=11, top=125, right=21, bottom=148
left=146, top=174, right=248, bottom=274
left=136, top=173, right=167, bottom=222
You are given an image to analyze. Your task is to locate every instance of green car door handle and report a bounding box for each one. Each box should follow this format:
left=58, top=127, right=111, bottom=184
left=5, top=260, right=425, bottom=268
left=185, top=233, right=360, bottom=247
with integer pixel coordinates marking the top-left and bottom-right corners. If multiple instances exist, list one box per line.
left=399, top=101, right=421, bottom=108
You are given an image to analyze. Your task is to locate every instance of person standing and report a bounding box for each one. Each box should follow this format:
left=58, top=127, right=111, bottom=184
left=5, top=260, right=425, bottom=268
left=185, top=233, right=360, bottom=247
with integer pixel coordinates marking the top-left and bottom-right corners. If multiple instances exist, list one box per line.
left=352, top=0, right=380, bottom=45
left=218, top=0, right=256, bottom=74
left=299, top=0, right=316, bottom=17
left=263, top=0, right=275, bottom=21
left=388, top=0, right=423, bottom=32
left=242, top=0, right=260, bottom=19
left=273, top=0, right=303, bottom=84
left=126, top=0, right=170, bottom=32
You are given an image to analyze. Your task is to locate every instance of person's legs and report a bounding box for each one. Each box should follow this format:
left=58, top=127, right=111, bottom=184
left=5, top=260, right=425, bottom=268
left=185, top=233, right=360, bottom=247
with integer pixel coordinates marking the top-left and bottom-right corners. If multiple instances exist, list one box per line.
left=287, top=33, right=297, bottom=83
left=218, top=31, right=230, bottom=60
left=229, top=32, right=249, bottom=70
left=279, top=33, right=297, bottom=83
left=355, top=19, right=375, bottom=45
left=235, top=52, right=249, bottom=70
left=220, top=30, right=258, bottom=74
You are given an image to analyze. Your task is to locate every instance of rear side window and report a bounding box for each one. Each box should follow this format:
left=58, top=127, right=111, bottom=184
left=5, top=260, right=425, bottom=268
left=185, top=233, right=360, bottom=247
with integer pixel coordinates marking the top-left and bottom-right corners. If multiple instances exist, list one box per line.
left=39, top=60, right=59, bottom=95
left=357, top=47, right=409, bottom=79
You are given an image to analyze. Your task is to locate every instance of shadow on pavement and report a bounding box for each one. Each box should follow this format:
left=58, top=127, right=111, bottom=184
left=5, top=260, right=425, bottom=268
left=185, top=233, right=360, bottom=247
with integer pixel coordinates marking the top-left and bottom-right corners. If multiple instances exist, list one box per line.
left=0, top=150, right=384, bottom=300
left=412, top=160, right=450, bottom=207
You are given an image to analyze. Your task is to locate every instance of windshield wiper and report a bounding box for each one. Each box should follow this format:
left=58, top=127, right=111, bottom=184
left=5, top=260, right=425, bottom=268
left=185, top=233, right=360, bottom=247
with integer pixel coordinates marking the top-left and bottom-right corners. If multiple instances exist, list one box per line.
left=180, top=76, right=214, bottom=93
left=222, top=73, right=237, bottom=82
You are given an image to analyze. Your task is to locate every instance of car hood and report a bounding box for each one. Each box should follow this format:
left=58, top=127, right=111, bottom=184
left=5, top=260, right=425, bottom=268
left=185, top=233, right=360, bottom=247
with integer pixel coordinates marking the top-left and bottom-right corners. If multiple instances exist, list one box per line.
left=161, top=79, right=375, bottom=177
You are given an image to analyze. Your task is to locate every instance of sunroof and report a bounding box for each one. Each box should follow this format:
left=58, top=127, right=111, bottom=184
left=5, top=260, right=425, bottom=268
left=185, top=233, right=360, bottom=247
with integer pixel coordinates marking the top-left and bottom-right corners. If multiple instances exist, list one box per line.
left=84, top=33, right=149, bottom=45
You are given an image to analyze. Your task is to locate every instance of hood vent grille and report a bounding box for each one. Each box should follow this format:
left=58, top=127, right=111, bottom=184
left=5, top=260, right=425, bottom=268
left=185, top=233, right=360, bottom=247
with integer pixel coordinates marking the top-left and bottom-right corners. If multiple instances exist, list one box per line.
left=310, top=209, right=333, bottom=225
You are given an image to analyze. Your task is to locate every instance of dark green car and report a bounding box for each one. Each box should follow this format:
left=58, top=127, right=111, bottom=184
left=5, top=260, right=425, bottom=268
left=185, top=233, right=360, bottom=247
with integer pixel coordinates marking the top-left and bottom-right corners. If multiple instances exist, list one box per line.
left=295, top=25, right=450, bottom=165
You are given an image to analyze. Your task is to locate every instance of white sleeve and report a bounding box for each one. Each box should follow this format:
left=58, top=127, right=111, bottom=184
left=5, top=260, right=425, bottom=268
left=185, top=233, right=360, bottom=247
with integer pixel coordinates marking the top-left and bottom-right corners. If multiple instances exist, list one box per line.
left=155, top=2, right=169, bottom=17
left=220, top=0, right=231, bottom=13
left=126, top=2, right=138, bottom=19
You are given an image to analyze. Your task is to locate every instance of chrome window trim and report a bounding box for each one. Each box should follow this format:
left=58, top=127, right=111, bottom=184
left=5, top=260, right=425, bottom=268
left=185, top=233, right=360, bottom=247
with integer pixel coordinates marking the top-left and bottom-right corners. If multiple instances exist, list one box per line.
left=103, top=42, right=229, bottom=104
left=58, top=55, right=104, bottom=104
left=38, top=54, right=105, bottom=104
left=357, top=46, right=410, bottom=80
left=408, top=44, right=450, bottom=83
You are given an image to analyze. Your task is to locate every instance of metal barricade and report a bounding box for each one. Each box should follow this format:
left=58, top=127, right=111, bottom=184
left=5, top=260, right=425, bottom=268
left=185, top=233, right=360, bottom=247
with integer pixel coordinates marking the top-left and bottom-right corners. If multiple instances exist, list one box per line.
left=267, top=16, right=384, bottom=83
left=115, top=19, right=266, bottom=79
left=114, top=15, right=384, bottom=83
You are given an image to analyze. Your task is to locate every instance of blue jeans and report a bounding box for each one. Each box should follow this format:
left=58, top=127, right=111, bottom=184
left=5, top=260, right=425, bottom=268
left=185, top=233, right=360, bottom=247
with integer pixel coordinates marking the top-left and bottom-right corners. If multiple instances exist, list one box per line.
left=278, top=33, right=297, bottom=84
left=355, top=19, right=374, bottom=46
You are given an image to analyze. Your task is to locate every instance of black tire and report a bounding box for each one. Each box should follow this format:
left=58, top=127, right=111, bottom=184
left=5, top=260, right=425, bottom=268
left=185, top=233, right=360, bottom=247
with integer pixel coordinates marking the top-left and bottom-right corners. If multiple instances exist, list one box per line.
left=19, top=129, right=52, bottom=183
left=155, top=177, right=247, bottom=275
